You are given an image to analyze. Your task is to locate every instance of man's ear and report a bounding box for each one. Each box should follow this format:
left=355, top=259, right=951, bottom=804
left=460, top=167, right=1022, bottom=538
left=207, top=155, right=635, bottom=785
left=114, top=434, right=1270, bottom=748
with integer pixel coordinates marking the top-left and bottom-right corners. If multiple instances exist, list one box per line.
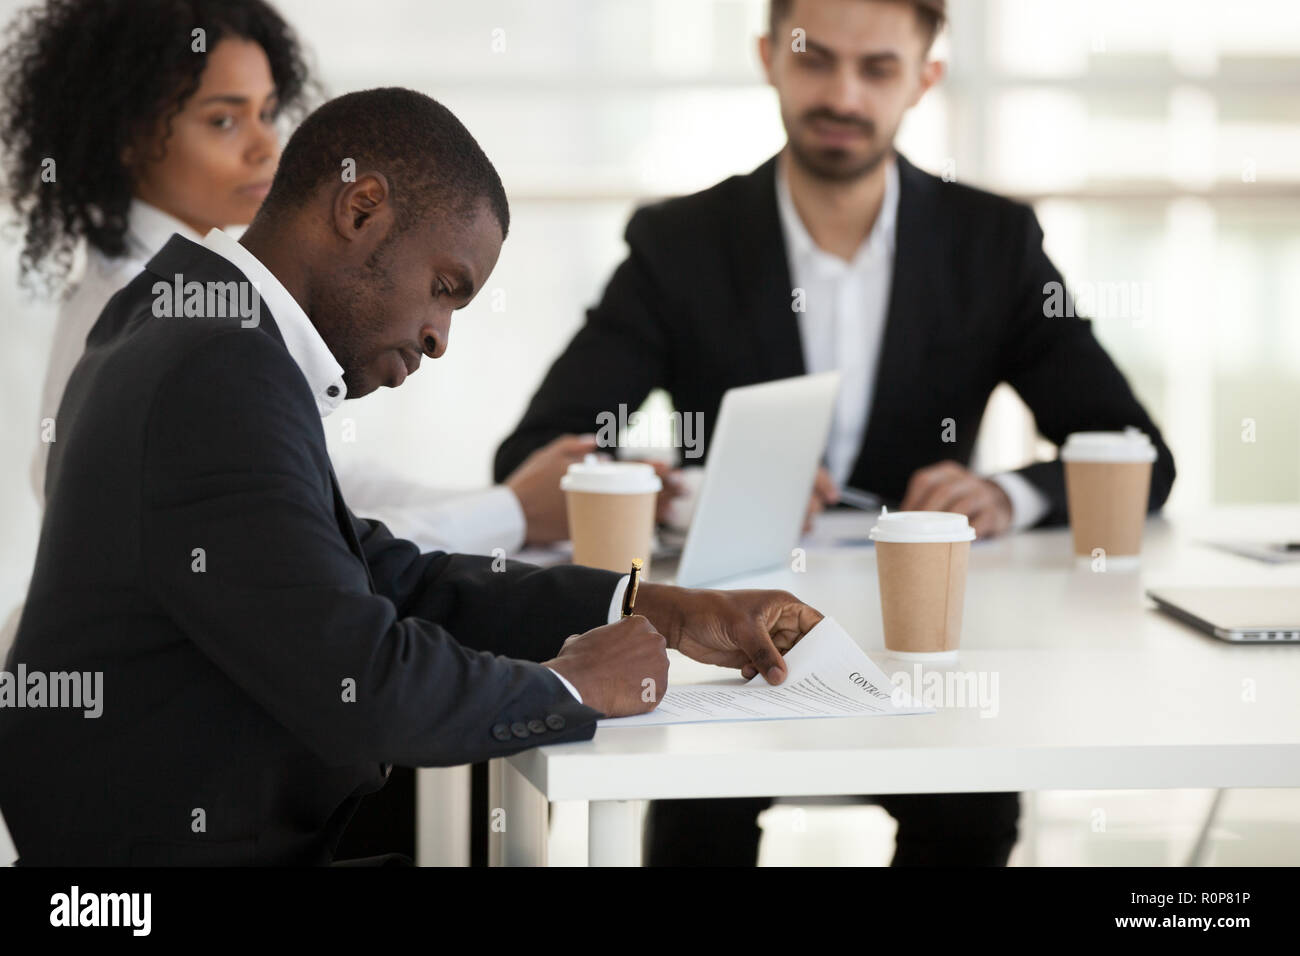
left=332, top=172, right=392, bottom=240
left=758, top=33, right=776, bottom=86
left=909, top=57, right=946, bottom=107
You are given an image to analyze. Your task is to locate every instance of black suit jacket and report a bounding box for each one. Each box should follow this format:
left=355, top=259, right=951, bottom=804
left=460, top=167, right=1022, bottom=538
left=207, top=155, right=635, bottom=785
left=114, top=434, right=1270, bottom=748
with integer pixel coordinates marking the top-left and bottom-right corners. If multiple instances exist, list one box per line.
left=0, top=236, right=619, bottom=866
left=495, top=152, right=1175, bottom=523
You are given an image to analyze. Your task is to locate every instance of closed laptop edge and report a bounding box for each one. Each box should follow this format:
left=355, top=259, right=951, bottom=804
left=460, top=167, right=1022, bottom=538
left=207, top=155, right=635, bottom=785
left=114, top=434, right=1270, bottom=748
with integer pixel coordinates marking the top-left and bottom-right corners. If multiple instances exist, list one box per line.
left=1147, top=587, right=1300, bottom=642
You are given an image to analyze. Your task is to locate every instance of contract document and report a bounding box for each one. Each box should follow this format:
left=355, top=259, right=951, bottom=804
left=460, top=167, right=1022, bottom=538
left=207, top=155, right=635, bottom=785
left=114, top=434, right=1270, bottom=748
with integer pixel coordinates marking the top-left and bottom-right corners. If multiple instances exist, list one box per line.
left=601, top=616, right=933, bottom=727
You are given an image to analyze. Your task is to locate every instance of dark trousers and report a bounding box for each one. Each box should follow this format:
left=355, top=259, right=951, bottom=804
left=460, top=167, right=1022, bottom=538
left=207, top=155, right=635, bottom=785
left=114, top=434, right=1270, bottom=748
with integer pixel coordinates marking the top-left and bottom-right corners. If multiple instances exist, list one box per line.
left=330, top=852, right=414, bottom=867
left=333, top=765, right=417, bottom=862
left=644, top=792, right=1020, bottom=866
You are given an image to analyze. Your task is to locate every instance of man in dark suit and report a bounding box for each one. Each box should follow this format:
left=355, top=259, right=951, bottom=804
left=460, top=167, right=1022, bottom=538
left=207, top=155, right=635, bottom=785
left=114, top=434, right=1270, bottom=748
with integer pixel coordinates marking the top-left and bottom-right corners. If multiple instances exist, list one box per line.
left=0, top=88, right=822, bottom=866
left=495, top=0, right=1175, bottom=865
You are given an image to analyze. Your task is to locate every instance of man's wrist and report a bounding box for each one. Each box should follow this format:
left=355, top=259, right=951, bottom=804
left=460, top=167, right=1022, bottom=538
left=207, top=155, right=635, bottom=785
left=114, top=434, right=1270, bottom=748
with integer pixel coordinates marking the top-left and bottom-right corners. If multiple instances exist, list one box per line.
left=543, top=663, right=583, bottom=704
left=631, top=582, right=683, bottom=649
left=989, top=471, right=1050, bottom=531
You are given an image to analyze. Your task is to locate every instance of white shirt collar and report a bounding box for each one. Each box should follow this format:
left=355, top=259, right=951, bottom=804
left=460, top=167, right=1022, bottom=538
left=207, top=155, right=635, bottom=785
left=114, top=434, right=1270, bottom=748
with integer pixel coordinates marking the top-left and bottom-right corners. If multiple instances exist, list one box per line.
left=199, top=228, right=348, bottom=417
left=126, top=199, right=205, bottom=260
left=775, top=150, right=900, bottom=272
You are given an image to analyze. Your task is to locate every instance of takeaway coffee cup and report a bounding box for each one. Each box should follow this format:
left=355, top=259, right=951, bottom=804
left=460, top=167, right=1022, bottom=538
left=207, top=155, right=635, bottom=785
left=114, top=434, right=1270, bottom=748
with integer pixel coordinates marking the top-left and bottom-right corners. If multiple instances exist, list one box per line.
left=1060, top=429, right=1156, bottom=568
left=869, top=510, right=976, bottom=660
left=561, top=455, right=662, bottom=575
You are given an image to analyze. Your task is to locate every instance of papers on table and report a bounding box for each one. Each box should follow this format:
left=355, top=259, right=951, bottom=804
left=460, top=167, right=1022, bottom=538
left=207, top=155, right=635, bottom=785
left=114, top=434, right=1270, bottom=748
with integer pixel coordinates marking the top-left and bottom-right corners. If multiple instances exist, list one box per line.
left=800, top=511, right=879, bottom=549
left=600, top=616, right=933, bottom=727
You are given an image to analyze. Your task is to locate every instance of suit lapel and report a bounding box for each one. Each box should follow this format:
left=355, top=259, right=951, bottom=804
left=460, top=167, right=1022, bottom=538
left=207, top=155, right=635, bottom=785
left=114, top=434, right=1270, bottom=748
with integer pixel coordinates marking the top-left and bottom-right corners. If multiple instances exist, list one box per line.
left=731, top=155, right=806, bottom=380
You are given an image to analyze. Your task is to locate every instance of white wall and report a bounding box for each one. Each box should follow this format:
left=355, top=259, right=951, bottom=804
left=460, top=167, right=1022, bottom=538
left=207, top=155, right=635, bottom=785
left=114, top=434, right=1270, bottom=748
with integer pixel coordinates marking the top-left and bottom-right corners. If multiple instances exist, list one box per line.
left=2, top=0, right=1298, bottom=637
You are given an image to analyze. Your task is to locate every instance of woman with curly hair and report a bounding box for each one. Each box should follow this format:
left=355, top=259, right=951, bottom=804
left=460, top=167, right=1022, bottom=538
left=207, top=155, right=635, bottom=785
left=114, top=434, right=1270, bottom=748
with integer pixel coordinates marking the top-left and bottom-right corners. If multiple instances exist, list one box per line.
left=1, top=0, right=316, bottom=497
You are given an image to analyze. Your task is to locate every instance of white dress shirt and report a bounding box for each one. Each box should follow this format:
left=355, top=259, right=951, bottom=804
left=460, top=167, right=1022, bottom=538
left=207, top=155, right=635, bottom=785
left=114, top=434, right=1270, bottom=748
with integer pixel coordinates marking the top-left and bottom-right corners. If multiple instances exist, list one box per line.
left=774, top=153, right=1050, bottom=530
left=201, top=228, right=625, bottom=704
left=332, top=467, right=527, bottom=557
left=31, top=200, right=530, bottom=551
left=31, top=200, right=206, bottom=502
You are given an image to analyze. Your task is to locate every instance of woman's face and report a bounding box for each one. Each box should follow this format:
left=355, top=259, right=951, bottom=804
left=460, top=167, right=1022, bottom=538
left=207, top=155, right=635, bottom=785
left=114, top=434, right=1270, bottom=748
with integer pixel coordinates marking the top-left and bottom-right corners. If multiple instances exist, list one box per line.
left=127, top=37, right=281, bottom=234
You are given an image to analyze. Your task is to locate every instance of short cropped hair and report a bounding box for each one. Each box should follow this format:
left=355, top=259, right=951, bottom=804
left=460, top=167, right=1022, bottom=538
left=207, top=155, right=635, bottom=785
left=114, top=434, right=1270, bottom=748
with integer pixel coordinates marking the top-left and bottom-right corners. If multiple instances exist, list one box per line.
left=261, top=87, right=509, bottom=240
left=769, top=0, right=946, bottom=50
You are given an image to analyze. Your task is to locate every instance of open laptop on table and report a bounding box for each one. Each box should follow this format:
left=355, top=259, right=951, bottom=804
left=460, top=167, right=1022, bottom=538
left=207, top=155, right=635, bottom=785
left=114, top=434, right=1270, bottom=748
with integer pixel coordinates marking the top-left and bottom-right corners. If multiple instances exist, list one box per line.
left=669, top=372, right=840, bottom=587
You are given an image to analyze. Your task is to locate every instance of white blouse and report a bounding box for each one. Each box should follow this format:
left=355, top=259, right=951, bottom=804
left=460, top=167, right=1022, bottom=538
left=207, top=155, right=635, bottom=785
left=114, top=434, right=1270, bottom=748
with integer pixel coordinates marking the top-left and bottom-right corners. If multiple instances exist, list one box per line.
left=31, top=200, right=205, bottom=502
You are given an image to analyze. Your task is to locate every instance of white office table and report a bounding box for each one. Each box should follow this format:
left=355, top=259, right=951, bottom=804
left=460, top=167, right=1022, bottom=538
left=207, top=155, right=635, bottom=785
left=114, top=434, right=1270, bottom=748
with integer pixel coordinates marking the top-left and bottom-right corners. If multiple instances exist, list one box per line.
left=491, top=505, right=1300, bottom=866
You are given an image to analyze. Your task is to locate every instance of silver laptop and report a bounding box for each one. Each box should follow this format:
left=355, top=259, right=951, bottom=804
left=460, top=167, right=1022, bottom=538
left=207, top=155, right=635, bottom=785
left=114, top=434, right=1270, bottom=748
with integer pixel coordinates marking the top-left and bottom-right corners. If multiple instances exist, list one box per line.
left=1147, top=587, right=1300, bottom=642
left=673, top=372, right=840, bottom=587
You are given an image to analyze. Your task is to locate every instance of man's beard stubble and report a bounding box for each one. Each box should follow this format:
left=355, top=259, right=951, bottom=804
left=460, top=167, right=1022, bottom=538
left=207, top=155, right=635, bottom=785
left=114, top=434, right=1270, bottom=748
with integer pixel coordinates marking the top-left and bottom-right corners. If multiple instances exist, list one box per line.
left=788, top=110, right=895, bottom=183
left=313, top=253, right=397, bottom=396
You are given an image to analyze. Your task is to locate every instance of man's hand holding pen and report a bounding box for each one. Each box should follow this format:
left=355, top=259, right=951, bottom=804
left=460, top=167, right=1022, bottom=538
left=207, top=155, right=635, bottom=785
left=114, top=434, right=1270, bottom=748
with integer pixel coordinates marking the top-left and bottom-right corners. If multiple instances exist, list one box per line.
left=543, top=580, right=823, bottom=718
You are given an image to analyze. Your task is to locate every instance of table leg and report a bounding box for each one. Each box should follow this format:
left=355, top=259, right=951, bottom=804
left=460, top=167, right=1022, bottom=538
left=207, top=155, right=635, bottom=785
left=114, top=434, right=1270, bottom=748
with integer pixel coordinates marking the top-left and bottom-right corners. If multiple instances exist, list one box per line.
left=588, top=799, right=641, bottom=867
left=492, top=758, right=549, bottom=866
left=415, top=765, right=471, bottom=866
left=1020, top=790, right=1038, bottom=867
left=1186, top=789, right=1226, bottom=866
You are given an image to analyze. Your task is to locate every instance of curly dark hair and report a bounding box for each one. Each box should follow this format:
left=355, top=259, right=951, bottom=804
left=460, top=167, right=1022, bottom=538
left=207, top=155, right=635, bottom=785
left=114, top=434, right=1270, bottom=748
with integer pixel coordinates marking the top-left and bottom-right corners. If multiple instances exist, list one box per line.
left=1, top=0, right=319, bottom=294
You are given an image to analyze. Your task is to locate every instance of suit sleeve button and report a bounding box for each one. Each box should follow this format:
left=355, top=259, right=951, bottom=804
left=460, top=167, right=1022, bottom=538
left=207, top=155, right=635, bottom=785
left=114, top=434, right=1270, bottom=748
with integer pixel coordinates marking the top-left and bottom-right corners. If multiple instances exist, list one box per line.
left=527, top=719, right=546, bottom=734
left=545, top=714, right=566, bottom=731
left=492, top=723, right=512, bottom=741
left=510, top=722, right=530, bottom=739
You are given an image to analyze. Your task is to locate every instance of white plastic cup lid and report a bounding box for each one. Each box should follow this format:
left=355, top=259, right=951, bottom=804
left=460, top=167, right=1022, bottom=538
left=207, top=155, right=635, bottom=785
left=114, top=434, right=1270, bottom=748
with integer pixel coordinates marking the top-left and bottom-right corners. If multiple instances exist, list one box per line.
left=560, top=455, right=663, bottom=495
left=869, top=509, right=976, bottom=543
left=1060, top=428, right=1157, bottom=463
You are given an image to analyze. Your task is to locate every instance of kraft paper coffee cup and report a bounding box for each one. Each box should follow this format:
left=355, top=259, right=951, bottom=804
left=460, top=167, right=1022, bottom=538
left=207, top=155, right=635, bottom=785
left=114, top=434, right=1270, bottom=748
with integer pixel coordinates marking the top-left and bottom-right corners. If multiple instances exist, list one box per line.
left=869, top=511, right=975, bottom=661
left=561, top=456, right=662, bottom=575
left=1060, top=429, right=1156, bottom=568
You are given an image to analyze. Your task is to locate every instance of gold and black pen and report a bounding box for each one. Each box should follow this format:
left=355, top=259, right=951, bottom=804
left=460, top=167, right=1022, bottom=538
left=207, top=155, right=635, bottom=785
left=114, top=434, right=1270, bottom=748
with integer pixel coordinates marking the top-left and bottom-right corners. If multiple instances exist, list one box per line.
left=620, top=558, right=643, bottom=618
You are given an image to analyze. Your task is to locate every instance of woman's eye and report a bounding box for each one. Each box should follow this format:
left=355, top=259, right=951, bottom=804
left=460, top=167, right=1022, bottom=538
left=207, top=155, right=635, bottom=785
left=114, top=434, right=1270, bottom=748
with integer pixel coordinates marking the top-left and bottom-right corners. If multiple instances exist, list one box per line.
left=210, top=115, right=235, bottom=131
